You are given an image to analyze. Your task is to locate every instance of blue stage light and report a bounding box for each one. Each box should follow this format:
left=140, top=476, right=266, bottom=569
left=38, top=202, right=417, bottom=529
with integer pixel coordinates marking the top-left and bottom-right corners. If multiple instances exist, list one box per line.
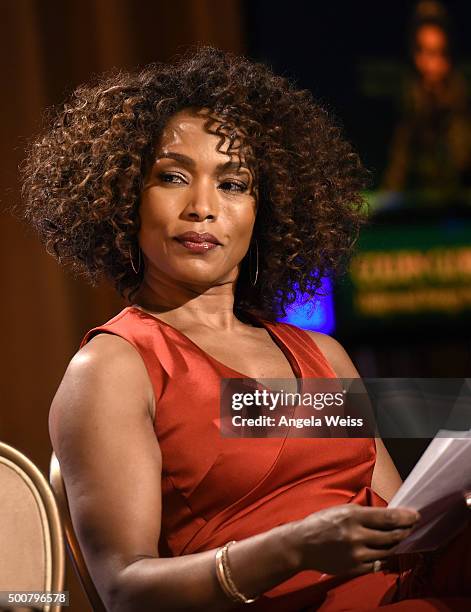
left=277, top=277, right=335, bottom=334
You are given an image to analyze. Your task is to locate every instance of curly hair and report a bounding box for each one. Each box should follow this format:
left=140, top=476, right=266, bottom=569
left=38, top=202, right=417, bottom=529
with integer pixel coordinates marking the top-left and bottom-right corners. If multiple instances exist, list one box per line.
left=21, top=45, right=370, bottom=322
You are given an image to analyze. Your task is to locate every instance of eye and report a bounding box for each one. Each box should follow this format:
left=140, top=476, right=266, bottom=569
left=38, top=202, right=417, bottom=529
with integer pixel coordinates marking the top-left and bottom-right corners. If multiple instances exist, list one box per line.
left=219, top=179, right=248, bottom=193
left=158, top=172, right=187, bottom=184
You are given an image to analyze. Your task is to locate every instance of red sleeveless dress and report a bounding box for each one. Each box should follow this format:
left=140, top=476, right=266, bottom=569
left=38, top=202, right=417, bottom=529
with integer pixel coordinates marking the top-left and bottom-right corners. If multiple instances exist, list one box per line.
left=80, top=306, right=471, bottom=611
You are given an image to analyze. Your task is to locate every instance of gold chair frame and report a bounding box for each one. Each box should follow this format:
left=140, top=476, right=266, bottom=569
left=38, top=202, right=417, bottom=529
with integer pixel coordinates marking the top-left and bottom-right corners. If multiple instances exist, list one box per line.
left=49, top=453, right=106, bottom=612
left=0, top=442, right=65, bottom=612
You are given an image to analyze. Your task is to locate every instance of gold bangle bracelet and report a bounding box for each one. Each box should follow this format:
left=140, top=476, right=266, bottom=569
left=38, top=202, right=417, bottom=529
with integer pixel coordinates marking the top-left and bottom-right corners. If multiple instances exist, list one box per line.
left=215, top=540, right=259, bottom=604
left=215, top=545, right=239, bottom=602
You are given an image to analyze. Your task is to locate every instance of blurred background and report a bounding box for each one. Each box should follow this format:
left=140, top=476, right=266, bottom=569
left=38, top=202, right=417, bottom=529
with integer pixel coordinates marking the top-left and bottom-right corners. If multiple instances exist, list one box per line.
left=2, top=1, right=471, bottom=609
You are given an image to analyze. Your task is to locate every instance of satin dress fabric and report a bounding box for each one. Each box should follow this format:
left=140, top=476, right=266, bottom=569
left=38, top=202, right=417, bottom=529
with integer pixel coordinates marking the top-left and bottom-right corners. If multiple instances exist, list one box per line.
left=80, top=306, right=471, bottom=611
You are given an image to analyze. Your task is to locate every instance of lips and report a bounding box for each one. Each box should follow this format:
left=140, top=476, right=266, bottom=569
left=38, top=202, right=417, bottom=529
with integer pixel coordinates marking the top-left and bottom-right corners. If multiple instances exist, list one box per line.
left=174, top=231, right=222, bottom=245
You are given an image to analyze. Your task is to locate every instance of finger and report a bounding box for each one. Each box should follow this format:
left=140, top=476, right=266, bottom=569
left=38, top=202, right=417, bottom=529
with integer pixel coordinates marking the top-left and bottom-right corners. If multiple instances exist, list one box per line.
left=357, top=506, right=420, bottom=530
left=355, top=546, right=397, bottom=563
left=348, top=553, right=399, bottom=577
left=360, top=525, right=414, bottom=549
left=347, top=558, right=387, bottom=578
left=339, top=555, right=394, bottom=579
left=362, top=559, right=387, bottom=574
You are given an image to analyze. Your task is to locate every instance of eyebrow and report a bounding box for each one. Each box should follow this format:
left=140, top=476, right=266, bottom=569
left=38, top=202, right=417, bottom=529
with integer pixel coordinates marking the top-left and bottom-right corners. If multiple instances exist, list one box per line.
left=155, top=151, right=251, bottom=173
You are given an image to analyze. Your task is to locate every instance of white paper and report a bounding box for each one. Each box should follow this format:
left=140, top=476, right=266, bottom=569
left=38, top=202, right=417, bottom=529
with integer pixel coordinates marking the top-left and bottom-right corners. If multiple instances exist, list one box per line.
left=387, top=429, right=471, bottom=553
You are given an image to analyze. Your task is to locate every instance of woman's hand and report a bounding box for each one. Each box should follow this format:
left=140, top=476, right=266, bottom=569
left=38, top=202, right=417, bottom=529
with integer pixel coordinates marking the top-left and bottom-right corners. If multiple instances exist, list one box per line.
left=290, top=503, right=420, bottom=577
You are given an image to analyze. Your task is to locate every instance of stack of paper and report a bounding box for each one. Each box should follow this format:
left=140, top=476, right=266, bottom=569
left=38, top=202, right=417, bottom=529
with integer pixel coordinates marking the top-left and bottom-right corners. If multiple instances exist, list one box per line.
left=387, top=431, right=471, bottom=553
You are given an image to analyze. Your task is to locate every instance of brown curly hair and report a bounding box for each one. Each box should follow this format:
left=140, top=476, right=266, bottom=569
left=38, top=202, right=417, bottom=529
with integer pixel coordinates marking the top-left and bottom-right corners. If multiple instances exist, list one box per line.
left=21, top=45, right=370, bottom=322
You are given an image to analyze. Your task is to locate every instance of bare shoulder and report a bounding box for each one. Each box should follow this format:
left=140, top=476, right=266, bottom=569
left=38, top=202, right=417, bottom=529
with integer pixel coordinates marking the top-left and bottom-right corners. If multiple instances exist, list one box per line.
left=49, top=333, right=156, bottom=451
left=303, top=330, right=360, bottom=378
left=69, top=332, right=149, bottom=378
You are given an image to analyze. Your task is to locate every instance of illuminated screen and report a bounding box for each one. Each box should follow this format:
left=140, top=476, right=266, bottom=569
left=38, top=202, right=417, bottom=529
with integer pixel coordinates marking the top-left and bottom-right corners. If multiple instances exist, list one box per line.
left=334, top=217, right=471, bottom=337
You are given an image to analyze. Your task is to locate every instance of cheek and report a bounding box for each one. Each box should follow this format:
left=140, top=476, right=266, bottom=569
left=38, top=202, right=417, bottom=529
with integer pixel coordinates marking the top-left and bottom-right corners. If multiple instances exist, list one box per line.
left=138, top=189, right=172, bottom=230
left=225, top=215, right=256, bottom=261
left=225, top=198, right=257, bottom=233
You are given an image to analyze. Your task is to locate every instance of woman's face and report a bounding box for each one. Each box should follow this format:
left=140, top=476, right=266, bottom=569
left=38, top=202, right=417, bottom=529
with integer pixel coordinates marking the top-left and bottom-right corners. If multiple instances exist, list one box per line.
left=138, top=108, right=257, bottom=289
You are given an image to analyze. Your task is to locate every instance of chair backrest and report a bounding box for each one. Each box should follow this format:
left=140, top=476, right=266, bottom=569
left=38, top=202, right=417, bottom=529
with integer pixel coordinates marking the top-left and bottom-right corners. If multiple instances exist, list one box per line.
left=0, top=442, right=65, bottom=612
left=49, top=452, right=107, bottom=612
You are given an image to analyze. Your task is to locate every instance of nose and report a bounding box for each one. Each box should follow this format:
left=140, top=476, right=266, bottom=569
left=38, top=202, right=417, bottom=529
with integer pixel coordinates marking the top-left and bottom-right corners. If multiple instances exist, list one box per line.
left=182, top=177, right=219, bottom=221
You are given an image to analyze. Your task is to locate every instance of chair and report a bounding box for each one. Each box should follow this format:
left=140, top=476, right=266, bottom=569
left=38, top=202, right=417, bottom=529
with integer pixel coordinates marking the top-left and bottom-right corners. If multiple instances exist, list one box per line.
left=49, top=453, right=106, bottom=612
left=0, top=442, right=65, bottom=612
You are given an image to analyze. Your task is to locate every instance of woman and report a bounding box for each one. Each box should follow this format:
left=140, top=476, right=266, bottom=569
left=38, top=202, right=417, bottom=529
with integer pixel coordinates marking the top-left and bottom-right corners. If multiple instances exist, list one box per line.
left=22, top=46, right=471, bottom=611
left=381, top=3, right=471, bottom=200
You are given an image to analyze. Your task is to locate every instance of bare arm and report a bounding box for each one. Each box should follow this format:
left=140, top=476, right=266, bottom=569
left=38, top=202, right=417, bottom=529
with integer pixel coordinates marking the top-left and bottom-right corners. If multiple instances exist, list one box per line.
left=306, top=331, right=402, bottom=502
left=49, top=334, right=302, bottom=612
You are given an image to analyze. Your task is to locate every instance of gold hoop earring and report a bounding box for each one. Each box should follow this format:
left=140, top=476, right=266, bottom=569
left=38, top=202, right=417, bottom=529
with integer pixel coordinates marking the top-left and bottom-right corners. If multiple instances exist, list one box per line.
left=249, top=239, right=259, bottom=286
left=129, top=244, right=141, bottom=274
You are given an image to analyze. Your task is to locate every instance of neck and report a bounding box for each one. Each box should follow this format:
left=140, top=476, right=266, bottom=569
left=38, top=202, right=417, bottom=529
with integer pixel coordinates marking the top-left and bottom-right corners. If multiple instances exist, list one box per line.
left=132, top=277, right=247, bottom=332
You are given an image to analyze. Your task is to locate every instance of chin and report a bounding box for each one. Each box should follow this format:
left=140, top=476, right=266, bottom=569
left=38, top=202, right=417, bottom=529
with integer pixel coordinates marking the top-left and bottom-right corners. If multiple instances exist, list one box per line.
left=170, top=268, right=225, bottom=286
